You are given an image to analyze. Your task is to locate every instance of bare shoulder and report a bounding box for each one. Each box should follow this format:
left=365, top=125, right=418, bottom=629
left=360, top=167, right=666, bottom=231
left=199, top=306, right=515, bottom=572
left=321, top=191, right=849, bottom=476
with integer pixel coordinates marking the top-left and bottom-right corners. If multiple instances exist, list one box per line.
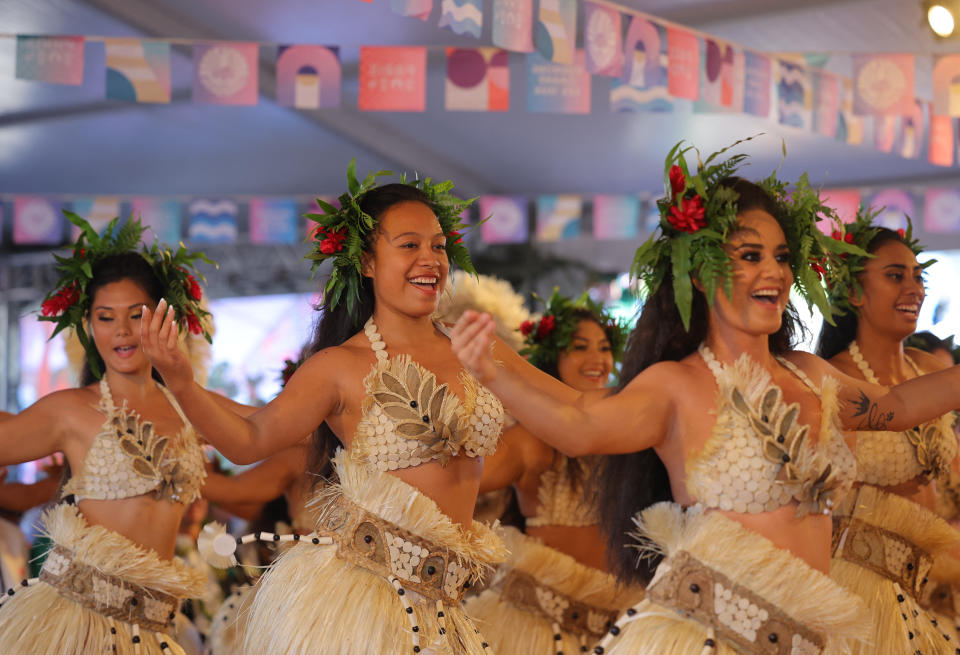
left=622, top=358, right=694, bottom=393
left=34, top=385, right=99, bottom=413
left=780, top=349, right=833, bottom=381
left=905, top=347, right=951, bottom=374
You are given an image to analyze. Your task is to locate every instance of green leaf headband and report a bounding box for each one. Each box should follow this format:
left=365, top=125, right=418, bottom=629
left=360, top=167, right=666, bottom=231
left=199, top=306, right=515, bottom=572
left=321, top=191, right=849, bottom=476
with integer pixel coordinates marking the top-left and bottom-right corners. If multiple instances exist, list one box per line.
left=519, top=288, right=628, bottom=372
left=305, top=159, right=479, bottom=320
left=631, top=137, right=864, bottom=330
left=39, top=211, right=215, bottom=379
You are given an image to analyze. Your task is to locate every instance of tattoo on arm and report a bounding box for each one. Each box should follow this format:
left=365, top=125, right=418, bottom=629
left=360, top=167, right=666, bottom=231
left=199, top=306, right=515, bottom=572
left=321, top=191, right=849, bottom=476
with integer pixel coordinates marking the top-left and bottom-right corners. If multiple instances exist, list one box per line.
left=851, top=389, right=895, bottom=430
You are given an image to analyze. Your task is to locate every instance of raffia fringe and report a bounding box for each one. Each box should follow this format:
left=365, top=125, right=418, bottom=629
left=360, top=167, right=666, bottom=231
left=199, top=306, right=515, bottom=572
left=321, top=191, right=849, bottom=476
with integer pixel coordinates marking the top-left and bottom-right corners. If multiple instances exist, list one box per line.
left=242, top=451, right=506, bottom=655
left=604, top=503, right=869, bottom=655
left=0, top=504, right=205, bottom=655
left=205, top=584, right=254, bottom=655
left=466, top=527, right=643, bottom=654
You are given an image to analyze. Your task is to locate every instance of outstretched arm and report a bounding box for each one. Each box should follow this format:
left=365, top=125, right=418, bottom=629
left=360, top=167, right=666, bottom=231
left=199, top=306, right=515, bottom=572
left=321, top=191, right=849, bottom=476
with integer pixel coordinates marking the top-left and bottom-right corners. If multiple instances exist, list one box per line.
left=203, top=443, right=307, bottom=506
left=141, top=300, right=339, bottom=463
left=452, top=311, right=672, bottom=456
left=479, top=423, right=553, bottom=494
left=0, top=393, right=70, bottom=467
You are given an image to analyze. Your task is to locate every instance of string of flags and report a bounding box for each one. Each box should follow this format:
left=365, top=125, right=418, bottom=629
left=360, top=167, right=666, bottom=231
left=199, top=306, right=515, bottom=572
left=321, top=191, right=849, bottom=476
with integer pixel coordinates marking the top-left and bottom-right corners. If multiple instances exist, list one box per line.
left=4, top=184, right=960, bottom=251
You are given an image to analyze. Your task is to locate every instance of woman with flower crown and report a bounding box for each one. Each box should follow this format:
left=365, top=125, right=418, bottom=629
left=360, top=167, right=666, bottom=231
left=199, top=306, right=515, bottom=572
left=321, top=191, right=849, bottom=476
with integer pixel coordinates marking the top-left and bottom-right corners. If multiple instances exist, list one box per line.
left=141, top=164, right=506, bottom=655
left=463, top=289, right=645, bottom=654
left=451, top=139, right=960, bottom=654
left=0, top=213, right=246, bottom=655
left=815, top=214, right=960, bottom=654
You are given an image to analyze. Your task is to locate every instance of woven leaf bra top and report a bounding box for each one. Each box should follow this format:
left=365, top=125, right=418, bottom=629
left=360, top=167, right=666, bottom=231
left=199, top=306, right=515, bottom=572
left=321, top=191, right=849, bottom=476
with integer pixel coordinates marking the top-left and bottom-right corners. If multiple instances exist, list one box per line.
left=685, top=345, right=857, bottom=518
left=526, top=454, right=601, bottom=528
left=63, top=379, right=207, bottom=505
left=351, top=318, right=504, bottom=472
left=847, top=342, right=957, bottom=487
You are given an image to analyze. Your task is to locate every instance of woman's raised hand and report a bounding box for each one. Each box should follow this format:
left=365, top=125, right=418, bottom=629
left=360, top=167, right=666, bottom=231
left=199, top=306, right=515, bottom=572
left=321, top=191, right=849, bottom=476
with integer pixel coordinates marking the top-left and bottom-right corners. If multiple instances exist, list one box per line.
left=450, top=310, right=499, bottom=385
left=140, top=298, right=194, bottom=393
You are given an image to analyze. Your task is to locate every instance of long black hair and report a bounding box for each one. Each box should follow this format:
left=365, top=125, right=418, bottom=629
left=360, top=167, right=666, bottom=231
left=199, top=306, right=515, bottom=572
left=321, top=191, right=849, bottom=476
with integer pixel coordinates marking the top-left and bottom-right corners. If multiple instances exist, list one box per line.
left=595, top=177, right=806, bottom=583
left=815, top=227, right=910, bottom=360
left=306, top=183, right=435, bottom=480
left=80, top=252, right=166, bottom=386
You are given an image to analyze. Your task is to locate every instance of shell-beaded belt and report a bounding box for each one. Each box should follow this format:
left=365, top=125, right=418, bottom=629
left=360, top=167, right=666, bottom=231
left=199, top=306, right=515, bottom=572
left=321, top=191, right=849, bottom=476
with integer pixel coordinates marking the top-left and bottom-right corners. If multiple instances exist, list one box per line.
left=832, top=516, right=933, bottom=598
left=500, top=569, right=619, bottom=640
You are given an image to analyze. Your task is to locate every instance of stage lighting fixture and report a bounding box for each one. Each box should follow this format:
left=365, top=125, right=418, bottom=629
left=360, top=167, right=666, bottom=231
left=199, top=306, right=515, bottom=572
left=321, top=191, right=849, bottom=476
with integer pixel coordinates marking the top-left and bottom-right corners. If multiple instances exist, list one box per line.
left=926, top=1, right=957, bottom=37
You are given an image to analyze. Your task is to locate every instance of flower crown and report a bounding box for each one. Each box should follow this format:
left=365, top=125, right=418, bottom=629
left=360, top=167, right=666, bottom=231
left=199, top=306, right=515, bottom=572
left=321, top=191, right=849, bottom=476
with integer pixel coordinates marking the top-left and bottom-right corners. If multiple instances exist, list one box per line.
left=631, top=137, right=864, bottom=330
left=39, top=211, right=214, bottom=379
left=823, top=207, right=932, bottom=317
left=519, top=288, right=628, bottom=372
left=305, top=159, right=479, bottom=320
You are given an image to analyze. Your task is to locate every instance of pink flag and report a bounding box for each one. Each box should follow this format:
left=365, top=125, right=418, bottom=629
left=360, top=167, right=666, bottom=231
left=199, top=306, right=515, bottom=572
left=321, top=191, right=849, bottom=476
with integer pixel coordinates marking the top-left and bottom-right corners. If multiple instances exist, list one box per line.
left=276, top=45, right=341, bottom=109
left=667, top=27, right=699, bottom=101
left=446, top=48, right=510, bottom=111
left=743, top=51, right=771, bottom=117
left=852, top=54, right=914, bottom=116
left=925, top=189, right=960, bottom=233
left=193, top=43, right=260, bottom=105
left=932, top=55, right=960, bottom=116
left=699, top=38, right=744, bottom=111
left=492, top=0, right=534, bottom=53
left=526, top=50, right=591, bottom=114
left=14, top=197, right=64, bottom=245
left=812, top=70, right=839, bottom=138
left=391, top=0, right=432, bottom=21
left=583, top=2, right=622, bottom=77
left=479, top=196, right=529, bottom=244
left=821, top=189, right=861, bottom=228
left=929, top=114, right=954, bottom=166
left=15, top=35, right=84, bottom=85
left=358, top=47, right=427, bottom=112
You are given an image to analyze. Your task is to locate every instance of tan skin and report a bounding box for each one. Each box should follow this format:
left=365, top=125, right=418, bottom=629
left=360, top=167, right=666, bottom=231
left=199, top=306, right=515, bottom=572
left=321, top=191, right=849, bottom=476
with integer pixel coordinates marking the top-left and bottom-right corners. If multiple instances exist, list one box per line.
left=452, top=209, right=960, bottom=574
left=828, top=240, right=957, bottom=510
left=0, top=278, right=253, bottom=559
left=142, top=201, right=488, bottom=527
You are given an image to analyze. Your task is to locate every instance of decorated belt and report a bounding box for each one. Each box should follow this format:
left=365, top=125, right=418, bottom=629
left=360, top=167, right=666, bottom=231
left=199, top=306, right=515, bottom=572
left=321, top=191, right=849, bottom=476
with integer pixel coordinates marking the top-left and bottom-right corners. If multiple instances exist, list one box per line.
left=39, top=546, right=179, bottom=633
left=832, top=516, right=933, bottom=598
left=645, top=550, right=825, bottom=655
left=500, top=569, right=618, bottom=640
left=920, top=580, right=957, bottom=617
left=316, top=494, right=478, bottom=605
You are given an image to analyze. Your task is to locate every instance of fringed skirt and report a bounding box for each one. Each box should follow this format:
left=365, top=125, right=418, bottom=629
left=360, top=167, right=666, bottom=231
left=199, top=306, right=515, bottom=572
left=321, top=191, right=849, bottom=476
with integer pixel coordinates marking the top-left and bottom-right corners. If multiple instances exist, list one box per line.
left=204, top=584, right=254, bottom=655
left=0, top=503, right=206, bottom=655
left=241, top=451, right=507, bottom=655
left=465, top=527, right=644, bottom=654
left=596, top=503, right=869, bottom=655
left=831, top=485, right=960, bottom=655
left=919, top=555, right=960, bottom=644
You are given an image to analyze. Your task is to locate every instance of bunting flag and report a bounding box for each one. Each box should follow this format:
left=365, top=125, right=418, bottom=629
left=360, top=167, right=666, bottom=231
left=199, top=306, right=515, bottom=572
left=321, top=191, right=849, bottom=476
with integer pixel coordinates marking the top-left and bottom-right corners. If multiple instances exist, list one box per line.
left=391, top=0, right=432, bottom=20
left=592, top=194, right=639, bottom=240
left=439, top=0, right=483, bottom=38
left=899, top=100, right=927, bottom=160
left=821, top=189, right=861, bottom=225
left=249, top=198, right=299, bottom=244
left=192, top=43, right=259, bottom=105
left=776, top=59, right=811, bottom=130
left=812, top=70, right=839, bottom=138
left=925, top=189, right=960, bottom=233
left=852, top=54, right=914, bottom=116
left=492, top=0, right=534, bottom=53
left=105, top=39, right=171, bottom=103
left=15, top=35, right=85, bottom=85
left=188, top=198, right=239, bottom=244
left=358, top=47, right=427, bottom=112
left=535, top=0, right=577, bottom=65
left=536, top=194, right=582, bottom=241
left=743, top=51, right=771, bottom=117
left=479, top=196, right=528, bottom=243
left=667, top=27, right=699, bottom=100
left=131, top=197, right=181, bottom=245
left=446, top=48, right=510, bottom=111
left=13, top=197, right=64, bottom=245
left=837, top=77, right=865, bottom=145
left=929, top=114, right=954, bottom=166
left=275, top=45, right=341, bottom=109
left=866, top=188, right=913, bottom=231
left=873, top=115, right=898, bottom=153
left=70, top=197, right=121, bottom=237
left=933, top=55, right=960, bottom=116
left=612, top=15, right=671, bottom=112
left=527, top=50, right=591, bottom=114
left=584, top=2, right=623, bottom=77
left=699, top=38, right=745, bottom=112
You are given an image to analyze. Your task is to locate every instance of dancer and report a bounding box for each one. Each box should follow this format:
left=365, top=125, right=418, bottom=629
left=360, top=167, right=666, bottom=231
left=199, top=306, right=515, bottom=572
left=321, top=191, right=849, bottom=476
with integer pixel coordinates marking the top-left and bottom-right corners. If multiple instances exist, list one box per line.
left=142, top=164, right=506, bottom=655
left=466, top=289, right=645, bottom=654
left=0, top=213, right=238, bottom=654
left=451, top=140, right=960, bottom=654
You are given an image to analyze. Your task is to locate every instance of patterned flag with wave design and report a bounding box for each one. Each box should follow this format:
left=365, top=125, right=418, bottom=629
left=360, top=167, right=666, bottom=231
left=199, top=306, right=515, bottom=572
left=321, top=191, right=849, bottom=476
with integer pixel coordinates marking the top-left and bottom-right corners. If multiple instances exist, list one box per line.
left=439, top=0, right=483, bottom=38
left=188, top=198, right=239, bottom=244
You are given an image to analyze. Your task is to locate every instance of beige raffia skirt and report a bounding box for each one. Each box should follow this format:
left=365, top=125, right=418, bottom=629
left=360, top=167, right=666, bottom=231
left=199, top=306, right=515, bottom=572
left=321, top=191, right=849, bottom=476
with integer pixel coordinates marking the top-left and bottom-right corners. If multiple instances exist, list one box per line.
left=831, top=485, right=960, bottom=655
left=919, top=554, right=960, bottom=644
left=597, top=503, right=870, bottom=655
left=240, top=451, right=507, bottom=655
left=0, top=503, right=206, bottom=655
left=466, top=527, right=644, bottom=654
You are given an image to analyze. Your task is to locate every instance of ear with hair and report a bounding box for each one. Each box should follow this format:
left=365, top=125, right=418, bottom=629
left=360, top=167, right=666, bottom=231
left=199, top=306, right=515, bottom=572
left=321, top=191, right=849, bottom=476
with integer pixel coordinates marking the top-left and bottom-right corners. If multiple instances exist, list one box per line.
left=360, top=251, right=374, bottom=278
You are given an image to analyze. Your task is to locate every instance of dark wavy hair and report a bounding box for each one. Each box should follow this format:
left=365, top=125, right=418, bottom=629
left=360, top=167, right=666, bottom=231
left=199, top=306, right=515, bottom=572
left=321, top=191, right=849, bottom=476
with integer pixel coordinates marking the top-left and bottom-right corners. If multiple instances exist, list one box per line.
left=80, top=252, right=165, bottom=386
left=595, top=177, right=806, bottom=583
left=815, top=227, right=909, bottom=360
left=306, top=183, right=436, bottom=481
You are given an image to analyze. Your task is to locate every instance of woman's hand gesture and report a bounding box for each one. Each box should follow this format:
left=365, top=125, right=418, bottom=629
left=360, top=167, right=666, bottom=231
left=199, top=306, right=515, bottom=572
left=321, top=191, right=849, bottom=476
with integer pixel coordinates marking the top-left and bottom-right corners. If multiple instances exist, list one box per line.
left=141, top=299, right=193, bottom=393
left=450, top=310, right=499, bottom=385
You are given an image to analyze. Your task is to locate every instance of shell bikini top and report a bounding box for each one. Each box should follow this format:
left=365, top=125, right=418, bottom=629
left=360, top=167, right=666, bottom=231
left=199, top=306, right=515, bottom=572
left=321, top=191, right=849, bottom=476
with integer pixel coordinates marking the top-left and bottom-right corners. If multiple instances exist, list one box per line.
left=63, top=379, right=207, bottom=504
left=526, top=454, right=601, bottom=528
left=685, top=345, right=857, bottom=518
left=847, top=342, right=957, bottom=487
left=351, top=318, right=504, bottom=472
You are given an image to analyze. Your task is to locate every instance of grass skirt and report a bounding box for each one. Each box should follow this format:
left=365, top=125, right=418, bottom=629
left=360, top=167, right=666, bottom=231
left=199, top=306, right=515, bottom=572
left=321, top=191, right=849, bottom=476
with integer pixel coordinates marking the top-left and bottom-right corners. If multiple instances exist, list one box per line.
left=599, top=503, right=869, bottom=655
left=466, top=527, right=643, bottom=654
left=204, top=584, right=254, bottom=655
left=241, top=451, right=507, bottom=655
left=0, top=503, right=206, bottom=655
left=831, top=485, right=960, bottom=655
left=920, top=555, right=960, bottom=644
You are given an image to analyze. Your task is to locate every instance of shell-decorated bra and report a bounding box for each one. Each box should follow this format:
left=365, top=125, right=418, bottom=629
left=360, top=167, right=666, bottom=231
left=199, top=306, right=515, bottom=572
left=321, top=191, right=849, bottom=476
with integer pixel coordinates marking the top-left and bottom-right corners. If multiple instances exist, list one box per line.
left=351, top=318, right=504, bottom=472
left=63, top=379, right=207, bottom=504
left=685, top=345, right=857, bottom=518
left=526, top=454, right=601, bottom=528
left=848, top=342, right=958, bottom=487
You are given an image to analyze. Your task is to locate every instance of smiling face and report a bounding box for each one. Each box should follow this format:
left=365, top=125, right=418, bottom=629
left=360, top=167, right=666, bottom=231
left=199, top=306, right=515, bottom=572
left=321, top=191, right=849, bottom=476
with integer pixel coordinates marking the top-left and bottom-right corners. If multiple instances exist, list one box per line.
left=364, top=200, right=449, bottom=318
left=709, top=208, right=793, bottom=338
left=854, top=240, right=925, bottom=340
left=89, top=278, right=156, bottom=377
left=556, top=318, right=614, bottom=391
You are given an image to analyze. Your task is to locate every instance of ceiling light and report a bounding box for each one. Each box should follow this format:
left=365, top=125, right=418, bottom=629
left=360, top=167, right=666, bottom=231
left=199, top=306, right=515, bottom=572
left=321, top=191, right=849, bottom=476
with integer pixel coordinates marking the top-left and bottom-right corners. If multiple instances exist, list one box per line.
left=928, top=3, right=956, bottom=37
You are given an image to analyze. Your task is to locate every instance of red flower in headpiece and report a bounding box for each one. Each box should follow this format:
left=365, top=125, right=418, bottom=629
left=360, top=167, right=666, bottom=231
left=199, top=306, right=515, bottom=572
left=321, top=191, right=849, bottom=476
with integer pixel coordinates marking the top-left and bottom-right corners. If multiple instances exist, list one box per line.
left=810, top=260, right=827, bottom=280
left=669, top=165, right=686, bottom=197
left=519, top=320, right=535, bottom=336
left=844, top=233, right=854, bottom=244
left=667, top=195, right=706, bottom=233
left=184, top=310, right=203, bottom=335
left=317, top=226, right=347, bottom=255
left=536, top=315, right=556, bottom=339
left=185, top=274, right=202, bottom=301
left=897, top=228, right=906, bottom=238
left=831, top=230, right=843, bottom=241
left=41, top=283, right=80, bottom=317
left=447, top=230, right=463, bottom=246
